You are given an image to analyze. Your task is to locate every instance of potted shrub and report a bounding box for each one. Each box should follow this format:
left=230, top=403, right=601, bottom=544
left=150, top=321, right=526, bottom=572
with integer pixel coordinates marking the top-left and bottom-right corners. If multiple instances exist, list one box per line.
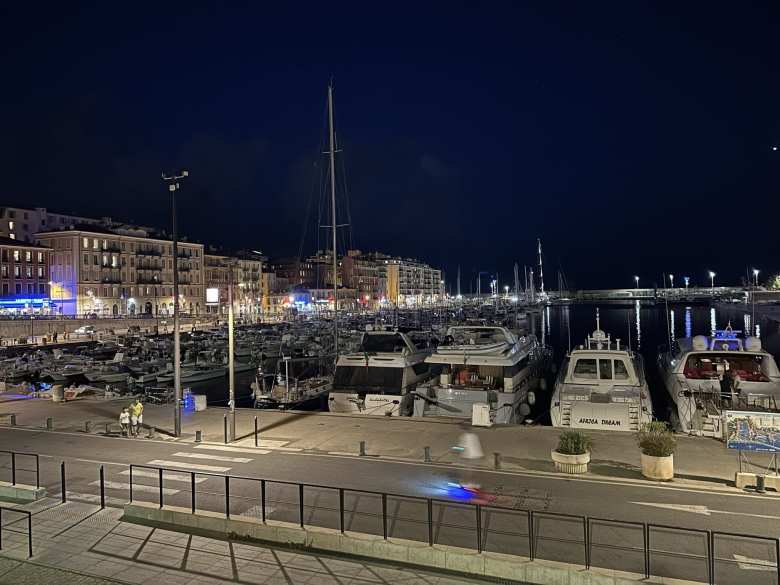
left=551, top=431, right=593, bottom=474
left=637, top=421, right=676, bottom=480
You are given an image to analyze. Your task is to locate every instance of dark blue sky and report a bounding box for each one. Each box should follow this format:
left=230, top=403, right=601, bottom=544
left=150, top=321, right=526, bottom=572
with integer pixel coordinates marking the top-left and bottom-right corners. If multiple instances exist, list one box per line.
left=1, top=2, right=779, bottom=290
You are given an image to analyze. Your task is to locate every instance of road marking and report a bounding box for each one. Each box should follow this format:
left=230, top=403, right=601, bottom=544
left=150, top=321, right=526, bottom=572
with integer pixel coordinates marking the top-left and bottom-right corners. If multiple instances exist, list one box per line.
left=734, top=554, right=777, bottom=571
left=233, top=439, right=290, bottom=449
left=632, top=501, right=780, bottom=520
left=194, top=445, right=271, bottom=455
left=119, top=470, right=207, bottom=483
left=146, top=460, right=231, bottom=473
left=91, top=480, right=179, bottom=495
left=171, top=452, right=253, bottom=463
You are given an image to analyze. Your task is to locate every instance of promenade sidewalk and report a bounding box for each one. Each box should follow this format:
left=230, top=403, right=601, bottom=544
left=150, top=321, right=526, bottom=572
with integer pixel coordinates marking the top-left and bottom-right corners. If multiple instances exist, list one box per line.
left=0, top=395, right=756, bottom=489
left=0, top=497, right=480, bottom=585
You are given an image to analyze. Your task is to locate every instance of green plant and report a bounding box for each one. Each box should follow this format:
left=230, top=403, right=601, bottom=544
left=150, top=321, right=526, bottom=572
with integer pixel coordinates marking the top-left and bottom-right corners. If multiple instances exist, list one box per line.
left=556, top=431, right=593, bottom=455
left=637, top=421, right=676, bottom=457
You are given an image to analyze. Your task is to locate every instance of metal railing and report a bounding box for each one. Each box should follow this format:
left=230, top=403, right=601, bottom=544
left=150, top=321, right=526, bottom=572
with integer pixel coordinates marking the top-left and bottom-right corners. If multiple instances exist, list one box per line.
left=0, top=507, right=32, bottom=558
left=0, top=451, right=39, bottom=488
left=127, top=463, right=780, bottom=585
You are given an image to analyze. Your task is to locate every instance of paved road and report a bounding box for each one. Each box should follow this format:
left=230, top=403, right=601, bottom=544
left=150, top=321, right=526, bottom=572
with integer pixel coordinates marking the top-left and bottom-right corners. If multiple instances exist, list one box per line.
left=1, top=427, right=778, bottom=584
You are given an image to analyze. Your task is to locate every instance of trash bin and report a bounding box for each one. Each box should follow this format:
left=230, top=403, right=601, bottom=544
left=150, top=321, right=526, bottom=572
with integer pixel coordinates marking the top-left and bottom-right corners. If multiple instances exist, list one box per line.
left=52, top=385, right=65, bottom=403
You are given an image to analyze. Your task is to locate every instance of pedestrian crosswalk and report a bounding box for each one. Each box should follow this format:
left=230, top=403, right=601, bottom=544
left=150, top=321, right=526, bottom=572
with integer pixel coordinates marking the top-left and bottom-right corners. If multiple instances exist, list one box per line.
left=101, top=442, right=278, bottom=498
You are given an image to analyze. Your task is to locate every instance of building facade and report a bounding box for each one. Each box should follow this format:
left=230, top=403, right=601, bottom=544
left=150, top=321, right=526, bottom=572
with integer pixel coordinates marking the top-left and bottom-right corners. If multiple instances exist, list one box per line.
left=385, top=257, right=444, bottom=307
left=0, top=237, right=53, bottom=314
left=341, top=250, right=388, bottom=307
left=204, top=253, right=264, bottom=319
left=36, top=226, right=204, bottom=317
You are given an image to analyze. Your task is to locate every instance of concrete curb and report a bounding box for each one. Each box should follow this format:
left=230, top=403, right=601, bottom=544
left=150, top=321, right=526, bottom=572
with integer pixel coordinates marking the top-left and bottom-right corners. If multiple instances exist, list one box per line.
left=123, top=501, right=701, bottom=585
left=0, top=481, right=46, bottom=502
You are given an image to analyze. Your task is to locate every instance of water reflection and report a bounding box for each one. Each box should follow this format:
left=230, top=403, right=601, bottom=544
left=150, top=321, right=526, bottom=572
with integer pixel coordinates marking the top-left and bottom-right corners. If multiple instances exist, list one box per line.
left=710, top=307, right=717, bottom=336
left=744, top=314, right=751, bottom=336
left=684, top=306, right=692, bottom=339
left=670, top=309, right=676, bottom=343
left=635, top=300, right=641, bottom=350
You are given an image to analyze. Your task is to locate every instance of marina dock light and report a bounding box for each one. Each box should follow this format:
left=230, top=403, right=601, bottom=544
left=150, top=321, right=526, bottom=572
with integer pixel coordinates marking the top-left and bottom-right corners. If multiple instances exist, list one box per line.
left=668, top=274, right=674, bottom=288
left=634, top=275, right=639, bottom=289
left=708, top=271, right=716, bottom=289
left=684, top=276, right=689, bottom=290
left=753, top=268, right=760, bottom=286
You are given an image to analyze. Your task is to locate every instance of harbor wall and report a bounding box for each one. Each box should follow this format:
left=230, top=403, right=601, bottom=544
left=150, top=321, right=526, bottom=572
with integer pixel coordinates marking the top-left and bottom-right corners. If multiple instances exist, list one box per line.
left=0, top=316, right=217, bottom=343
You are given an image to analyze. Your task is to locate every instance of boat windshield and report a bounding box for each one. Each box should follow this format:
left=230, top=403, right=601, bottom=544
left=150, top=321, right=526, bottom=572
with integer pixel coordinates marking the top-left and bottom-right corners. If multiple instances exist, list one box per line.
left=443, top=328, right=506, bottom=346
left=360, top=334, right=408, bottom=353
left=683, top=353, right=768, bottom=382
left=333, top=366, right=404, bottom=391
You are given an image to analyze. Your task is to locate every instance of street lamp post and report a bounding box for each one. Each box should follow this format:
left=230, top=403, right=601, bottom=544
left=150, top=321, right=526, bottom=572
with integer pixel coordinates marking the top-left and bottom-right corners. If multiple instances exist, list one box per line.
left=227, top=263, right=236, bottom=442
left=634, top=275, right=639, bottom=289
left=669, top=274, right=674, bottom=289
left=708, top=271, right=716, bottom=290
left=684, top=276, right=690, bottom=291
left=753, top=268, right=760, bottom=287
left=162, top=169, right=188, bottom=438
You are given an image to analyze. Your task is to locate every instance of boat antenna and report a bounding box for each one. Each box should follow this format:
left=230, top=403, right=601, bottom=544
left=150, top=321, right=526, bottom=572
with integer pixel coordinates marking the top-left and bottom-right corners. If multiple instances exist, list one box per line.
left=537, top=238, right=545, bottom=295
left=596, top=307, right=601, bottom=332
left=663, top=274, right=672, bottom=350
left=327, top=81, right=339, bottom=356
left=566, top=308, right=571, bottom=354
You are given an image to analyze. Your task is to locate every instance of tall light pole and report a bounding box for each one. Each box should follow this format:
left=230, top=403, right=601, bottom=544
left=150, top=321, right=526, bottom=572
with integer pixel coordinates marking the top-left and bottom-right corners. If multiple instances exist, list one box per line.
left=162, top=169, right=188, bottom=438
left=669, top=274, right=674, bottom=289
left=684, top=276, right=690, bottom=291
left=634, top=275, right=639, bottom=289
left=227, top=262, right=236, bottom=441
left=708, top=271, right=716, bottom=290
left=753, top=268, right=760, bottom=287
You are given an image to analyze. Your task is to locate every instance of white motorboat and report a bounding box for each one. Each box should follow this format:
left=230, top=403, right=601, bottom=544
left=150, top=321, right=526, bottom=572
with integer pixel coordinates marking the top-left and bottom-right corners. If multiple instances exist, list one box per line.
left=328, top=328, right=436, bottom=415
left=414, top=326, right=544, bottom=424
left=658, top=326, right=780, bottom=436
left=551, top=310, right=652, bottom=432
left=157, top=365, right=225, bottom=384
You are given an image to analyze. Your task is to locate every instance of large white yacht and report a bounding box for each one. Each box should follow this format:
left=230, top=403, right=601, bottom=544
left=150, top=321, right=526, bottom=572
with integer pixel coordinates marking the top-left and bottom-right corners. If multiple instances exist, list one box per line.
left=327, top=328, right=437, bottom=415
left=551, top=311, right=652, bottom=432
left=412, top=326, right=543, bottom=424
left=658, top=327, right=780, bottom=436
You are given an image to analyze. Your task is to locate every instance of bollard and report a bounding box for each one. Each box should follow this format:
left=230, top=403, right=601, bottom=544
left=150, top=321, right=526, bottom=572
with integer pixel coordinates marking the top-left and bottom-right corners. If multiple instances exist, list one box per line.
left=85, top=421, right=92, bottom=433
left=756, top=474, right=766, bottom=494
left=494, top=452, right=502, bottom=470
left=195, top=430, right=202, bottom=443
left=359, top=440, right=366, bottom=456
left=254, top=416, right=259, bottom=447
left=46, top=417, right=53, bottom=430
left=9, top=414, right=16, bottom=426
left=99, top=465, right=105, bottom=509
left=424, top=446, right=432, bottom=462
left=223, top=415, right=228, bottom=444
left=105, top=422, right=112, bottom=435
left=60, top=461, right=66, bottom=503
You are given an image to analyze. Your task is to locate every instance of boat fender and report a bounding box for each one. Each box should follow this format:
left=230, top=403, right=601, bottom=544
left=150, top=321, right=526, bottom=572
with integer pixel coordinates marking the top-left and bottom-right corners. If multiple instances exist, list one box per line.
left=518, top=403, right=531, bottom=417
left=527, top=391, right=536, bottom=406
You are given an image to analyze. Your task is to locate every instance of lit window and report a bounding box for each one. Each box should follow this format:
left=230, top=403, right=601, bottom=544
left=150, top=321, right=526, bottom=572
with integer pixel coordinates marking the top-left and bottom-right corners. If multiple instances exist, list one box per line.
left=102, top=239, right=108, bottom=249
left=13, top=250, right=19, bottom=262
left=25, top=251, right=31, bottom=262
left=37, top=252, right=43, bottom=263
left=9, top=234, right=14, bottom=240
left=83, top=238, right=89, bottom=249
left=38, top=266, right=44, bottom=278
left=8, top=221, right=14, bottom=230
left=14, top=266, right=20, bottom=277
left=92, top=239, right=98, bottom=250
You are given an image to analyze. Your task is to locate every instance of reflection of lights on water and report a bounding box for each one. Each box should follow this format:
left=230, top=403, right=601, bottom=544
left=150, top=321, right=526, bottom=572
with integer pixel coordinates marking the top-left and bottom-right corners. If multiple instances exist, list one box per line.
left=545, top=306, right=551, bottom=336
left=710, top=308, right=717, bottom=336
left=744, top=314, right=751, bottom=337
left=756, top=324, right=761, bottom=338
left=684, top=306, right=692, bottom=339
left=670, top=310, right=675, bottom=343
left=634, top=301, right=641, bottom=350
left=541, top=307, right=546, bottom=347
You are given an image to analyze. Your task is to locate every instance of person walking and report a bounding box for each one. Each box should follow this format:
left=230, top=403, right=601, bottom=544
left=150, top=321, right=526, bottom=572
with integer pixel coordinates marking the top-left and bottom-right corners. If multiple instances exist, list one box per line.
left=130, top=398, right=144, bottom=437
left=119, top=408, right=130, bottom=437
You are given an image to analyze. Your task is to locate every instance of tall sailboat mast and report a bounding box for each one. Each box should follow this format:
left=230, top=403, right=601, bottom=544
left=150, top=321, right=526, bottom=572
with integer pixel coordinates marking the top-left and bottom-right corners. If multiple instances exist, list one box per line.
left=537, top=238, right=545, bottom=295
left=327, top=83, right=339, bottom=354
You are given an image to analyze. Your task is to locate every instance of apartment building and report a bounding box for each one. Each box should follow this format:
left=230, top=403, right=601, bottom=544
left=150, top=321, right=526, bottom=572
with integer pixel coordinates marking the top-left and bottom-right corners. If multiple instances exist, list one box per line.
left=36, top=225, right=204, bottom=317
left=0, top=237, right=53, bottom=314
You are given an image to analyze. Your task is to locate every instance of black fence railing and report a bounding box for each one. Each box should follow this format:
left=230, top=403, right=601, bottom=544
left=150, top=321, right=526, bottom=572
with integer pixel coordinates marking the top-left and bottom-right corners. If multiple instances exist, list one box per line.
left=0, top=450, right=39, bottom=488
left=126, top=463, right=780, bottom=585
left=0, top=507, right=32, bottom=558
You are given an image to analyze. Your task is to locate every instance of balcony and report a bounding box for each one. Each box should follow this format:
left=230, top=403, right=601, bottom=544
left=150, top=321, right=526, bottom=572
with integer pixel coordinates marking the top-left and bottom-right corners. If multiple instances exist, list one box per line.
left=136, top=248, right=162, bottom=256
left=137, top=277, right=161, bottom=285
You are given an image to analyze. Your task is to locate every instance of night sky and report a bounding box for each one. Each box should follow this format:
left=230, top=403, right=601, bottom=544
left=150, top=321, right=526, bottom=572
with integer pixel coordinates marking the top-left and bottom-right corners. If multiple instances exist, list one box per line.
left=2, top=2, right=779, bottom=291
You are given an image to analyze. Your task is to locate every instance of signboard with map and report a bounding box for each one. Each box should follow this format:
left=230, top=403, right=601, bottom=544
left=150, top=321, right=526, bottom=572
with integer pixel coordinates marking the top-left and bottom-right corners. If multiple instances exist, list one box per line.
left=724, top=410, right=780, bottom=452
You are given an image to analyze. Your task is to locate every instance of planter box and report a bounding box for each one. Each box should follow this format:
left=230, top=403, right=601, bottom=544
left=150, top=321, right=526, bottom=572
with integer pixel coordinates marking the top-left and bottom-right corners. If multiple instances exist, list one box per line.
left=551, top=450, right=590, bottom=474
left=641, top=453, right=674, bottom=481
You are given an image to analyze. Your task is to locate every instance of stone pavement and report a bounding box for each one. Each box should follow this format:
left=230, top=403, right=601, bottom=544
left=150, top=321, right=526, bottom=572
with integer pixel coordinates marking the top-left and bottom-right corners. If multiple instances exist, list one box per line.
left=0, top=498, right=487, bottom=585
left=0, top=395, right=758, bottom=488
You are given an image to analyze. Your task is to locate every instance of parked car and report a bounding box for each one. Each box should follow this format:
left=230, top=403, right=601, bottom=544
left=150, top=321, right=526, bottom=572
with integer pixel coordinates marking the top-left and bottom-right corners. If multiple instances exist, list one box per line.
left=74, top=325, right=96, bottom=336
